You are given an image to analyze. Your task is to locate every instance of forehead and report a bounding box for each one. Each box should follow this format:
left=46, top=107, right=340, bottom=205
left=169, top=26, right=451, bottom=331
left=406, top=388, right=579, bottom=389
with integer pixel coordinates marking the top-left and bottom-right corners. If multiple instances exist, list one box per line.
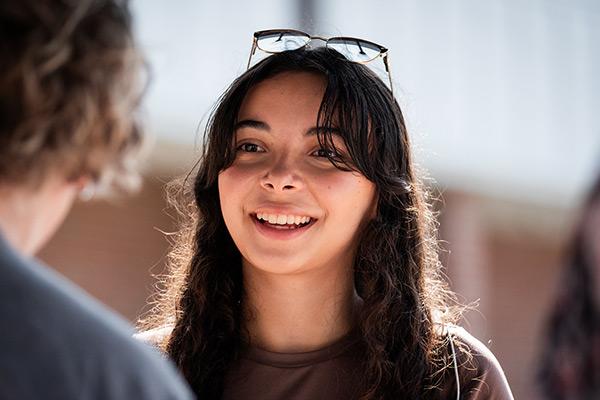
left=237, top=71, right=327, bottom=126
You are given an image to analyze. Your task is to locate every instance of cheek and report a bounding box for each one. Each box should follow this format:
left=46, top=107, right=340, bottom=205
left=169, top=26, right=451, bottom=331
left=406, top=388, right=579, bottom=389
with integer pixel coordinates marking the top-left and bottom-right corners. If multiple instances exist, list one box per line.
left=218, top=165, right=259, bottom=224
left=313, top=171, right=376, bottom=219
left=218, top=170, right=238, bottom=223
left=219, top=160, right=267, bottom=186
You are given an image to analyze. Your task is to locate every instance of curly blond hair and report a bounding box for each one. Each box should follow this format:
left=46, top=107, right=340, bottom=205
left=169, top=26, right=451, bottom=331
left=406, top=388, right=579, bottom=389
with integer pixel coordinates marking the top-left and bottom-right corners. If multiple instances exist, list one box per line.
left=0, top=0, right=145, bottom=191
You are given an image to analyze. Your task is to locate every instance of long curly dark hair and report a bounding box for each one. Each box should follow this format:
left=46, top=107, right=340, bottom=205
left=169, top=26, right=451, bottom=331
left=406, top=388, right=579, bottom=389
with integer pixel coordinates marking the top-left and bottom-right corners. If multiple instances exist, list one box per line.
left=141, top=47, right=461, bottom=399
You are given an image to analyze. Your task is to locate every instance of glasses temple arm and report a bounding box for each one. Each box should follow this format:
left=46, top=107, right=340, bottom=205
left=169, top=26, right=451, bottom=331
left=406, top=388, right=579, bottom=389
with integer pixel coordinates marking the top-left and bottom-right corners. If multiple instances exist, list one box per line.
left=356, top=40, right=366, bottom=55
left=382, top=53, right=393, bottom=96
left=247, top=39, right=258, bottom=69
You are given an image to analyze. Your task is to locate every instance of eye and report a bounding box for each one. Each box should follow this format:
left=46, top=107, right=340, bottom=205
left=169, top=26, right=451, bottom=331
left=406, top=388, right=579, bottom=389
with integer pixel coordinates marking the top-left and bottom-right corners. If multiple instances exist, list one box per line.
left=237, top=142, right=265, bottom=153
left=311, top=148, right=341, bottom=159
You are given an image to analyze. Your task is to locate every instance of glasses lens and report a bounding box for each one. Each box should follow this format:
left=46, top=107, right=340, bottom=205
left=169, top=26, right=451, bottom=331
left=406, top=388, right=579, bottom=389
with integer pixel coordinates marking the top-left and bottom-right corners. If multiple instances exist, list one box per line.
left=256, top=31, right=311, bottom=53
left=327, top=38, right=382, bottom=63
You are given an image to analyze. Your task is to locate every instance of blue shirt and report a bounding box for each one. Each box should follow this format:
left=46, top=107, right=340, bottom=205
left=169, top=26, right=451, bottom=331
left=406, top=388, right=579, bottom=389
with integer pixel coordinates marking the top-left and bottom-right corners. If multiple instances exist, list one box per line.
left=0, top=232, right=194, bottom=400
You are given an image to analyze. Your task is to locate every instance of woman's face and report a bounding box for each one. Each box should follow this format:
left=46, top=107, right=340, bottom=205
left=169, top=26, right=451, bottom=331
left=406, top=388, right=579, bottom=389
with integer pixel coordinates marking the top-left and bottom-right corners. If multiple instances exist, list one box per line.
left=218, top=71, right=377, bottom=276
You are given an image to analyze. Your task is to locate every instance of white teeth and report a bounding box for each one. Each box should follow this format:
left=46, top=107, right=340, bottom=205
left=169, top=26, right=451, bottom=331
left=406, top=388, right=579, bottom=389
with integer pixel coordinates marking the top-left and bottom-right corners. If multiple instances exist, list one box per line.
left=256, top=213, right=312, bottom=226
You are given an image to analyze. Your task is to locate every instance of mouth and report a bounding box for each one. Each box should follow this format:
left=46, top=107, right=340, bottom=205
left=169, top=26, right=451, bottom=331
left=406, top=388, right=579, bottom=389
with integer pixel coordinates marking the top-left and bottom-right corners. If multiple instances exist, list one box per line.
left=252, top=212, right=317, bottom=231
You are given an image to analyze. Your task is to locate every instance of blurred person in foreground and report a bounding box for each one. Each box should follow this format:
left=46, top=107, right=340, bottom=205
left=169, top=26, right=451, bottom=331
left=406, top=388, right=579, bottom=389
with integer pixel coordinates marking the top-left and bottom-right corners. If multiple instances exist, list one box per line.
left=0, top=1, right=193, bottom=399
left=539, top=171, right=600, bottom=399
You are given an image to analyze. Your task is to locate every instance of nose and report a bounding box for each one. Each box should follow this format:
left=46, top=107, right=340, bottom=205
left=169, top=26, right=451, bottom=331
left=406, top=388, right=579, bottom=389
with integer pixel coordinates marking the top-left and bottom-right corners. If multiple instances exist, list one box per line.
left=260, top=156, right=302, bottom=192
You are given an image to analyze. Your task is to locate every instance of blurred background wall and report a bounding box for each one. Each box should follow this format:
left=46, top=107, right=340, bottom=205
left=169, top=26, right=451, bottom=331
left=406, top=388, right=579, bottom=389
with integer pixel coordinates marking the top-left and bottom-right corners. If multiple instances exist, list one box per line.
left=38, top=1, right=600, bottom=399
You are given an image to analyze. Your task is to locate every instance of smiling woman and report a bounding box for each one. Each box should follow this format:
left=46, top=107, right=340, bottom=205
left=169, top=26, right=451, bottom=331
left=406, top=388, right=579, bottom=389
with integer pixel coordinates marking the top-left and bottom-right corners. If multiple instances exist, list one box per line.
left=219, top=71, right=377, bottom=277
left=138, top=41, right=514, bottom=400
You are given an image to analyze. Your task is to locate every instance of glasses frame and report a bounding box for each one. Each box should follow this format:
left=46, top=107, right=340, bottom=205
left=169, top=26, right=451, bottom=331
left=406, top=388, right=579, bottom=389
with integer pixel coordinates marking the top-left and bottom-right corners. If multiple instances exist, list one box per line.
left=247, top=29, right=393, bottom=95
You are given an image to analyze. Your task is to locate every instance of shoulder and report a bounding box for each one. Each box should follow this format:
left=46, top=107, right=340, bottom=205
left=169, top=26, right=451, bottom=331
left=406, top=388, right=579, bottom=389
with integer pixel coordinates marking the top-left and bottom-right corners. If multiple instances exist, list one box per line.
left=134, top=325, right=174, bottom=350
left=0, top=247, right=192, bottom=399
left=446, top=325, right=515, bottom=400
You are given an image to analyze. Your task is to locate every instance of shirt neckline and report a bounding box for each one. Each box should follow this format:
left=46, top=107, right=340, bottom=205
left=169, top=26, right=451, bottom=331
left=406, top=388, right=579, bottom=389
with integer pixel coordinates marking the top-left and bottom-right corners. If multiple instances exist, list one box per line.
left=243, top=329, right=361, bottom=368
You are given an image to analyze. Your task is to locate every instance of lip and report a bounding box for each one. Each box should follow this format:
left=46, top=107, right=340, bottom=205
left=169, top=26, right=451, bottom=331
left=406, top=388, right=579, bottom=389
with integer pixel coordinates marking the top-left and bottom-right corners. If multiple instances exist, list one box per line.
left=250, top=213, right=317, bottom=240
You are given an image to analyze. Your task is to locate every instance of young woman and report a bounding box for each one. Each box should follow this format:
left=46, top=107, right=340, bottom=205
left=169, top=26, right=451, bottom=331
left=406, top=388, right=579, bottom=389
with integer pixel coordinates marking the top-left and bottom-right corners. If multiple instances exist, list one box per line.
left=139, top=31, right=514, bottom=399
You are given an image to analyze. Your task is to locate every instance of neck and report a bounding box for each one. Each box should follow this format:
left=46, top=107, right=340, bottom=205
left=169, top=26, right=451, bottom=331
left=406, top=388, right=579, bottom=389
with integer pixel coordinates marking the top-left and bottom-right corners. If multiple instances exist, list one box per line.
left=0, top=177, right=76, bottom=256
left=0, top=188, right=40, bottom=255
left=243, top=262, right=362, bottom=353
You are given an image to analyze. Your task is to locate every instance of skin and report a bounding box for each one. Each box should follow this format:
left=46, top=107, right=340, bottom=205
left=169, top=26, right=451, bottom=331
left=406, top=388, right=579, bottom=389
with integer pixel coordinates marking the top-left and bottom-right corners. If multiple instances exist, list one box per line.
left=0, top=174, right=85, bottom=256
left=218, top=71, right=377, bottom=352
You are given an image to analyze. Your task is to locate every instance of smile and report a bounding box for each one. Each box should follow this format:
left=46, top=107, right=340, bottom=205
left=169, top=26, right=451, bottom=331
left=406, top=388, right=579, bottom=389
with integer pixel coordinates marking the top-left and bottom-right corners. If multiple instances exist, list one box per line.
left=256, top=212, right=312, bottom=226
left=251, top=211, right=317, bottom=237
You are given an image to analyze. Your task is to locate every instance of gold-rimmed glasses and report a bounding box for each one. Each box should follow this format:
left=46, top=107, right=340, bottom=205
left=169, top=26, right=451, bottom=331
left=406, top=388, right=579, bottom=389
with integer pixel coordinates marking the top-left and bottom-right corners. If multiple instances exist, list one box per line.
left=247, top=29, right=393, bottom=95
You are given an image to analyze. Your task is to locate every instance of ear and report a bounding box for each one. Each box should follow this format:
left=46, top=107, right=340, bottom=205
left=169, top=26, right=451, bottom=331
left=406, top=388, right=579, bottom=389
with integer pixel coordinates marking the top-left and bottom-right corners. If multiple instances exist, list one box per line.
left=72, top=176, right=95, bottom=201
left=73, top=176, right=89, bottom=190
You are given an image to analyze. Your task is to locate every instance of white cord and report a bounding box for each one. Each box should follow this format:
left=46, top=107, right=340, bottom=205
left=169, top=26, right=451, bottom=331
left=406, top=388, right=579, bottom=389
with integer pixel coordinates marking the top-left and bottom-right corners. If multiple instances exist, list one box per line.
left=449, top=332, right=461, bottom=400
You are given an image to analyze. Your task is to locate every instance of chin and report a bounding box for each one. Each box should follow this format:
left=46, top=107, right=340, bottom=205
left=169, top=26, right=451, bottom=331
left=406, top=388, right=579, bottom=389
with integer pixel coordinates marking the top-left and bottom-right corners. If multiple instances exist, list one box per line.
left=242, top=254, right=313, bottom=276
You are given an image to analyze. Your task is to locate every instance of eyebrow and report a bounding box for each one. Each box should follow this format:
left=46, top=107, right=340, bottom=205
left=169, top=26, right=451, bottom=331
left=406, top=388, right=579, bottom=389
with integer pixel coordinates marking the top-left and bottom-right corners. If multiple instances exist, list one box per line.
left=234, top=119, right=270, bottom=132
left=306, top=127, right=342, bottom=137
left=235, top=119, right=342, bottom=137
